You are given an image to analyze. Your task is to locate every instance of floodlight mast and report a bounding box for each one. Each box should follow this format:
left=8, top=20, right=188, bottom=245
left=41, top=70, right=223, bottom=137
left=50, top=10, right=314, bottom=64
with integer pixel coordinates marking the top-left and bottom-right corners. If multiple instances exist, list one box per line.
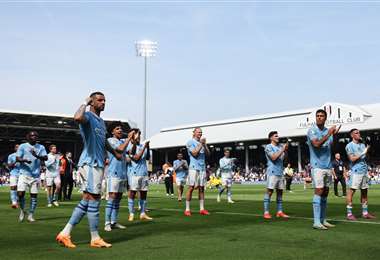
left=135, top=40, right=157, bottom=140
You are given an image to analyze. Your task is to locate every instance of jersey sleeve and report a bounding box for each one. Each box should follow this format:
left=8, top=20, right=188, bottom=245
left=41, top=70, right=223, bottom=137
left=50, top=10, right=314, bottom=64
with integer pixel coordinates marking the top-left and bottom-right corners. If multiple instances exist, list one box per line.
left=81, top=112, right=91, bottom=125
left=16, top=145, right=24, bottom=158
left=307, top=128, right=319, bottom=141
left=345, top=143, right=354, bottom=156
left=265, top=145, right=275, bottom=159
left=39, top=146, right=47, bottom=157
left=219, top=158, right=228, bottom=169
left=7, top=155, right=13, bottom=165
left=107, top=138, right=119, bottom=150
left=186, top=140, right=194, bottom=152
left=45, top=154, right=55, bottom=167
left=173, top=160, right=180, bottom=171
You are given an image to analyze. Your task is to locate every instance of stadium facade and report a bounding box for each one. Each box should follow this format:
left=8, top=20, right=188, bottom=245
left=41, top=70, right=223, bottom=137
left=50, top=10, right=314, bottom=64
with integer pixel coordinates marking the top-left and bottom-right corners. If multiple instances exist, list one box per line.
left=149, top=102, right=380, bottom=172
left=0, top=109, right=137, bottom=162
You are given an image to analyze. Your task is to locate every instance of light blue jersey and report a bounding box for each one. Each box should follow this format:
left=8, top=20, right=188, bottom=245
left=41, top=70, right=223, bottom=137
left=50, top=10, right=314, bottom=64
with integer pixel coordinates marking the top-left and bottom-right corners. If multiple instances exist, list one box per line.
left=219, top=157, right=234, bottom=173
left=128, top=143, right=148, bottom=177
left=265, top=144, right=284, bottom=176
left=16, top=142, right=47, bottom=178
left=45, top=153, right=60, bottom=178
left=307, top=125, right=333, bottom=169
left=7, top=153, right=20, bottom=177
left=107, top=137, right=127, bottom=180
left=78, top=111, right=107, bottom=168
left=345, top=141, right=368, bottom=174
left=186, top=138, right=205, bottom=171
left=173, top=159, right=188, bottom=179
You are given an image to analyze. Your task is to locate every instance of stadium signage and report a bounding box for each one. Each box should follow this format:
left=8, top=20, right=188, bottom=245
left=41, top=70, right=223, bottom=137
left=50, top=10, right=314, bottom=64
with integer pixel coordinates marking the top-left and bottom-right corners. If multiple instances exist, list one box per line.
left=297, top=103, right=370, bottom=129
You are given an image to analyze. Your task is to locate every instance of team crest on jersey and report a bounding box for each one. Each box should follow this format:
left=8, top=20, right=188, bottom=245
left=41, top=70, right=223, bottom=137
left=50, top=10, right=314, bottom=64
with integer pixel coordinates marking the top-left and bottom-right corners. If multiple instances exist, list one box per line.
left=95, top=127, right=105, bottom=137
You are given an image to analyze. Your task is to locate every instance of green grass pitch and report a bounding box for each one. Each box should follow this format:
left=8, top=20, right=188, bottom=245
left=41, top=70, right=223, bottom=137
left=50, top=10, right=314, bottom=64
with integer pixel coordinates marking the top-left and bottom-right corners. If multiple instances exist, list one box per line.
left=1, top=184, right=380, bottom=260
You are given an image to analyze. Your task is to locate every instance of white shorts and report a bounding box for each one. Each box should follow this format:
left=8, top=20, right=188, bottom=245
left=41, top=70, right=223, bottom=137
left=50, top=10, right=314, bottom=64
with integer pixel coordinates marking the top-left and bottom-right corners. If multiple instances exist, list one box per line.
left=17, top=175, right=39, bottom=194
left=187, top=169, right=206, bottom=187
left=129, top=175, right=149, bottom=191
left=77, top=165, right=105, bottom=195
left=349, top=174, right=369, bottom=190
left=267, top=175, right=285, bottom=190
left=176, top=177, right=187, bottom=186
left=107, top=177, right=127, bottom=193
left=10, top=175, right=19, bottom=187
left=312, top=168, right=332, bottom=189
left=40, top=172, right=46, bottom=181
left=221, top=176, right=233, bottom=187
left=46, top=175, right=61, bottom=187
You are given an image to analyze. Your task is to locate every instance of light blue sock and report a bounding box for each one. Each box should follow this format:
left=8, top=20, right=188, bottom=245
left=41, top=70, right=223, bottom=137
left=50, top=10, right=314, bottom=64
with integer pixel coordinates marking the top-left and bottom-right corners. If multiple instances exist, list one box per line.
left=347, top=205, right=353, bottom=215
left=87, top=200, right=101, bottom=232
left=29, top=197, right=37, bottom=214
left=128, top=198, right=135, bottom=214
left=19, top=196, right=25, bottom=210
left=362, top=203, right=368, bottom=215
left=111, top=198, right=121, bottom=224
left=218, top=186, right=225, bottom=195
left=264, top=193, right=271, bottom=213
left=68, top=199, right=88, bottom=226
left=48, top=194, right=52, bottom=204
left=53, top=193, right=58, bottom=202
left=320, top=196, right=327, bottom=223
left=313, top=195, right=321, bottom=225
left=227, top=188, right=232, bottom=198
left=10, top=190, right=18, bottom=204
left=105, top=198, right=114, bottom=224
left=139, top=199, right=146, bottom=214
left=277, top=197, right=283, bottom=213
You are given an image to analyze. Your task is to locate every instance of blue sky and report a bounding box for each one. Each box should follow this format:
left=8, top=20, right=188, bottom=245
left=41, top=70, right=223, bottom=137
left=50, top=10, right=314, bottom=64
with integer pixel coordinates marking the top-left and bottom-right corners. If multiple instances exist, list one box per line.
left=1, top=1, right=380, bottom=137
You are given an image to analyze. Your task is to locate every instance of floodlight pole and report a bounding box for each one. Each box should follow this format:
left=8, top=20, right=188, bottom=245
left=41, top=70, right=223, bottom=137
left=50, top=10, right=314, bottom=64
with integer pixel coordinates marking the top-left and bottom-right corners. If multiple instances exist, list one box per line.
left=135, top=40, right=157, bottom=141
left=143, top=56, right=147, bottom=141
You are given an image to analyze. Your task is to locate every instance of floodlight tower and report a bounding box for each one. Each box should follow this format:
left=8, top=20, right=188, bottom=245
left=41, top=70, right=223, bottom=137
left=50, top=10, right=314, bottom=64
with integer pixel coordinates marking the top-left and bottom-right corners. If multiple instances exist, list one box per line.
left=135, top=40, right=158, bottom=140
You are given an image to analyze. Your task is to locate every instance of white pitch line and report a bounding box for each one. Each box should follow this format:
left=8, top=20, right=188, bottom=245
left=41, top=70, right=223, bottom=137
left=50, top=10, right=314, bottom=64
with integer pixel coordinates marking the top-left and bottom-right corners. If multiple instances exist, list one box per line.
left=60, top=202, right=380, bottom=225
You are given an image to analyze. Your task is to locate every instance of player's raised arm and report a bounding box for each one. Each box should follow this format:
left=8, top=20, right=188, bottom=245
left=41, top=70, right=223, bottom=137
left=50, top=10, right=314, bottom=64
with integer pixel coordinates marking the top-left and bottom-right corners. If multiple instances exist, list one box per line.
left=310, top=125, right=336, bottom=148
left=114, top=130, right=135, bottom=154
left=74, top=97, right=92, bottom=124
left=105, top=139, right=122, bottom=160
left=201, top=138, right=210, bottom=156
left=31, top=149, right=48, bottom=161
left=16, top=146, right=31, bottom=164
left=189, top=142, right=203, bottom=158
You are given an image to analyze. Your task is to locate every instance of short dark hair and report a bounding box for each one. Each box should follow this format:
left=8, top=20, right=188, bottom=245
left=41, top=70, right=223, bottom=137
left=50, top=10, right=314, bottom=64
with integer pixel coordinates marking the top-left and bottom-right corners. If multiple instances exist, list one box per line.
left=108, top=121, right=123, bottom=135
left=316, top=109, right=327, bottom=117
left=193, top=127, right=202, bottom=132
left=27, top=131, right=38, bottom=138
left=350, top=128, right=359, bottom=135
left=268, top=131, right=278, bottom=139
left=90, top=91, right=105, bottom=98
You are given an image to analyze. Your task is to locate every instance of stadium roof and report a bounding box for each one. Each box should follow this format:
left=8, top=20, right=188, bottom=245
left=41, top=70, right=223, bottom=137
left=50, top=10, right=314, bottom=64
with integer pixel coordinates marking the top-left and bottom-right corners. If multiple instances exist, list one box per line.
left=0, top=108, right=137, bottom=129
left=150, top=102, right=380, bottom=149
left=0, top=109, right=137, bottom=144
